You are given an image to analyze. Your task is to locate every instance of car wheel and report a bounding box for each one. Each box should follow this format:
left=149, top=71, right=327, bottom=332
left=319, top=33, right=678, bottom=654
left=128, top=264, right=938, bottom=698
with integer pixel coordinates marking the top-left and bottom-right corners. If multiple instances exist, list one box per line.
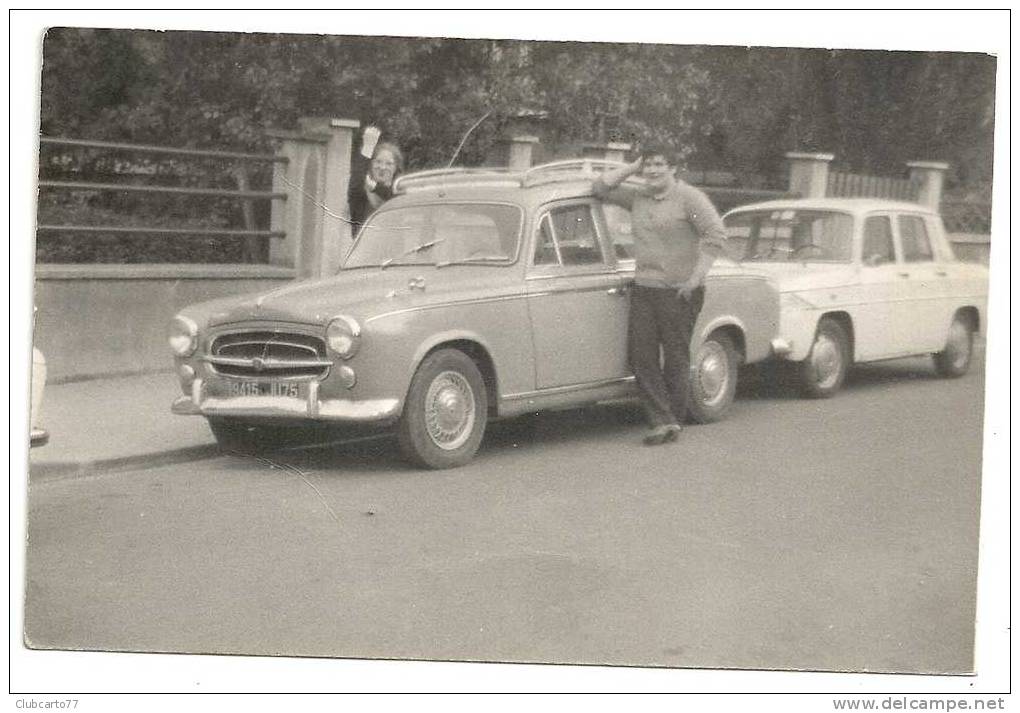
left=397, top=349, right=488, bottom=469
left=207, top=417, right=295, bottom=454
left=798, top=318, right=850, bottom=398
left=933, top=315, right=974, bottom=378
left=687, top=333, right=739, bottom=424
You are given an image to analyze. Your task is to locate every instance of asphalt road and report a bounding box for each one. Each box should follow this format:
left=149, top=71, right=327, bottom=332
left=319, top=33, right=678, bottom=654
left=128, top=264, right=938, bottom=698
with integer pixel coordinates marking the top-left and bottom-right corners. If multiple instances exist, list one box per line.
left=23, top=353, right=986, bottom=674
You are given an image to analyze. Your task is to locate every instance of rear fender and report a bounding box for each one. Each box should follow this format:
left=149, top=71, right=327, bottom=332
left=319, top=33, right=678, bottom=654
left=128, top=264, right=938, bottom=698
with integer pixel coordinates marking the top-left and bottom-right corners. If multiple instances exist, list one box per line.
left=701, top=275, right=779, bottom=365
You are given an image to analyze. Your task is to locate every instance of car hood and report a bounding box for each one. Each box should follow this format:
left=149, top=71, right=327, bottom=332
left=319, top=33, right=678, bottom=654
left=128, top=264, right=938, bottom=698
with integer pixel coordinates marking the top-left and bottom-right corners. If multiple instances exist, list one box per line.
left=734, top=262, right=859, bottom=292
left=181, top=266, right=524, bottom=329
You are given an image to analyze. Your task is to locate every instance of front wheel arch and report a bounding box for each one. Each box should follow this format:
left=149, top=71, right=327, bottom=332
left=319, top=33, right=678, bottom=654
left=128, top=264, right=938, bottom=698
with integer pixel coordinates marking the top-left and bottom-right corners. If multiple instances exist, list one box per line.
left=407, top=335, right=499, bottom=417
left=817, top=311, right=854, bottom=361
left=797, top=316, right=851, bottom=398
left=397, top=348, right=489, bottom=469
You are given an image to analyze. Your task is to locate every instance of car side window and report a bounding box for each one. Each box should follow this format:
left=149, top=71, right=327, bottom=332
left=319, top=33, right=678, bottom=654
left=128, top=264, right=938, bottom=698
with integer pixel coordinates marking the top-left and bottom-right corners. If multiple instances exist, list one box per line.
left=535, top=204, right=605, bottom=267
left=601, top=203, right=634, bottom=259
left=533, top=215, right=560, bottom=265
left=898, top=215, right=934, bottom=263
left=862, top=216, right=895, bottom=265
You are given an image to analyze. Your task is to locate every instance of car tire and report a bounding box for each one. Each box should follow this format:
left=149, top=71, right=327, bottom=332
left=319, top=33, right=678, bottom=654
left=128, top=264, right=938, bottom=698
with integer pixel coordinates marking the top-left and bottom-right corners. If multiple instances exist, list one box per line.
left=207, top=417, right=295, bottom=454
left=933, top=315, right=974, bottom=378
left=687, top=333, right=739, bottom=424
left=397, top=349, right=488, bottom=469
left=798, top=318, right=850, bottom=398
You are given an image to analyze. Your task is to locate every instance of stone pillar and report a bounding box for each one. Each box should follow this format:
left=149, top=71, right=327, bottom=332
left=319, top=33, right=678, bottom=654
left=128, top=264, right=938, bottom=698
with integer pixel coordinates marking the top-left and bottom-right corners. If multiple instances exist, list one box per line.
left=603, top=142, right=632, bottom=164
left=906, top=160, right=950, bottom=210
left=268, top=118, right=360, bottom=279
left=297, top=117, right=360, bottom=277
left=505, top=135, right=540, bottom=170
left=786, top=151, right=835, bottom=198
left=267, top=129, right=330, bottom=278
left=582, top=141, right=632, bottom=164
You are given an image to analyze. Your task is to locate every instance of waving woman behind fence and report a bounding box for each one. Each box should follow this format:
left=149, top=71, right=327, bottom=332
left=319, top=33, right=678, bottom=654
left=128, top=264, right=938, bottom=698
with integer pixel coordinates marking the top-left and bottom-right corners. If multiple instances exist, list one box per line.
left=348, top=125, right=404, bottom=232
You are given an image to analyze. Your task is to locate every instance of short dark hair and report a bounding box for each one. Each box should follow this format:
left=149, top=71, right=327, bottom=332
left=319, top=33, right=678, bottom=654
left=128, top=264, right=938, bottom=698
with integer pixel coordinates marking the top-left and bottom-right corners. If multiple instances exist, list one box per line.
left=638, top=143, right=679, bottom=167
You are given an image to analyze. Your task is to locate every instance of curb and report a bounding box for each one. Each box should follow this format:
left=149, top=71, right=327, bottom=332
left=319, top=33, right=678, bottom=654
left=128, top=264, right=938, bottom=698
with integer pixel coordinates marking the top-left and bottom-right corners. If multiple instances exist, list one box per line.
left=29, top=443, right=222, bottom=481
left=27, top=430, right=397, bottom=481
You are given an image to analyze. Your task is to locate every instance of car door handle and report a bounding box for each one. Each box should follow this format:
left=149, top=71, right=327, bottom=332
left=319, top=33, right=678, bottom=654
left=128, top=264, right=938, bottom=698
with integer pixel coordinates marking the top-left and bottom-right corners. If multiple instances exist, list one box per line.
left=898, top=272, right=910, bottom=278
left=607, top=286, right=628, bottom=296
left=936, top=270, right=948, bottom=277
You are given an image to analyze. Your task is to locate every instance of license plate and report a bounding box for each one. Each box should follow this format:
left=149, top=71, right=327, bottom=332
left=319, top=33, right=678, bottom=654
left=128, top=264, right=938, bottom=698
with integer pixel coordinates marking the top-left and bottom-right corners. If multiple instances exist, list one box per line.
left=227, top=381, right=300, bottom=398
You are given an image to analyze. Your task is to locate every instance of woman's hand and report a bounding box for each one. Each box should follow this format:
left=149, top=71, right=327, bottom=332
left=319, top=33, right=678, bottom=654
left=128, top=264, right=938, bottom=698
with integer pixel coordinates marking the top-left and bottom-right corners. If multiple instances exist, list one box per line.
left=360, top=125, right=381, bottom=159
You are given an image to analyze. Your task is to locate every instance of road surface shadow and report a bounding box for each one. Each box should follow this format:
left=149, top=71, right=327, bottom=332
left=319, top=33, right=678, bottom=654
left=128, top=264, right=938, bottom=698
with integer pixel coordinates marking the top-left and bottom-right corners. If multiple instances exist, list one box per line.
left=219, top=433, right=404, bottom=474
left=737, top=353, right=983, bottom=401
left=213, top=402, right=649, bottom=474
left=483, top=402, right=647, bottom=454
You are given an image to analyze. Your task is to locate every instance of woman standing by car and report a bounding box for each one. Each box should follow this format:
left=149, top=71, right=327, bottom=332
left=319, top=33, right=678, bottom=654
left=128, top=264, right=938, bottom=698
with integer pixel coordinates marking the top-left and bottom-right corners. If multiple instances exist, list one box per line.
left=347, top=125, right=404, bottom=231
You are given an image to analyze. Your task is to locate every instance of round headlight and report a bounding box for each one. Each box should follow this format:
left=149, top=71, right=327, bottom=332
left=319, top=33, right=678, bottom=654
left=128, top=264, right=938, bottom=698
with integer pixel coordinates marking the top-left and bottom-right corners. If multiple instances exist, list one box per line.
left=326, top=315, right=361, bottom=359
left=169, top=315, right=198, bottom=357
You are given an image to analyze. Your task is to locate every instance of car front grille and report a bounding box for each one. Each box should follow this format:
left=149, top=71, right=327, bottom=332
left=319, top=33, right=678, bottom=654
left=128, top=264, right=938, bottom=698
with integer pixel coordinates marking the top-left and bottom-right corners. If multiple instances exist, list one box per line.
left=207, top=330, right=332, bottom=380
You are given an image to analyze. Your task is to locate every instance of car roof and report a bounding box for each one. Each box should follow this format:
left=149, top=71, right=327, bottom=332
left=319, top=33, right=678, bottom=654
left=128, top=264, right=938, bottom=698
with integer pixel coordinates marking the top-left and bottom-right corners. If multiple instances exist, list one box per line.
left=386, top=160, right=637, bottom=210
left=389, top=164, right=939, bottom=218
left=724, top=197, right=936, bottom=216
left=384, top=178, right=596, bottom=210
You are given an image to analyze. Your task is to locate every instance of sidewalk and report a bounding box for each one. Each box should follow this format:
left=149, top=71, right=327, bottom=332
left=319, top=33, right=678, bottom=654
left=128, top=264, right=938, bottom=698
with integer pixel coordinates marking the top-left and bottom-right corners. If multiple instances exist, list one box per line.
left=29, top=372, right=219, bottom=477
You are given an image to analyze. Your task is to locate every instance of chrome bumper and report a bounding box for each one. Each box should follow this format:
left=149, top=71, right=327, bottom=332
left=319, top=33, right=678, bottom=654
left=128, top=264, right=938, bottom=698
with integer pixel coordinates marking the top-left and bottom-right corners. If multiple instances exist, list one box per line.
left=171, top=378, right=400, bottom=422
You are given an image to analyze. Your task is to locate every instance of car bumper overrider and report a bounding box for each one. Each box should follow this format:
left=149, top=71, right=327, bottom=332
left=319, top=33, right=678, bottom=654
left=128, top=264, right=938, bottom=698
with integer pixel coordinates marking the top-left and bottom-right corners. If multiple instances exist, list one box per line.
left=770, top=337, right=793, bottom=358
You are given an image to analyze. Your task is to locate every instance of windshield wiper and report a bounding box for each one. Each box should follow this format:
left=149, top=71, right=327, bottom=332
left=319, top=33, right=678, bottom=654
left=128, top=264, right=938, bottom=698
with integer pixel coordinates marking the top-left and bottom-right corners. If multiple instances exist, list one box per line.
left=436, top=255, right=508, bottom=268
left=380, top=238, right=446, bottom=269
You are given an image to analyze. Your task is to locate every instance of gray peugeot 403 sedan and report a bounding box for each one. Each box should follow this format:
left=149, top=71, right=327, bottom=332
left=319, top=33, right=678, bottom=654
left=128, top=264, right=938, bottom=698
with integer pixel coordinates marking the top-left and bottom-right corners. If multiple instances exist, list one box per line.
left=169, top=160, right=780, bottom=468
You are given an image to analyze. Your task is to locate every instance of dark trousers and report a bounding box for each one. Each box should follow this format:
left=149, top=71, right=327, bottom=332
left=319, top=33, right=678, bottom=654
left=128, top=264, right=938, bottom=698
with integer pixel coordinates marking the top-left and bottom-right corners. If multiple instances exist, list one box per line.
left=628, top=284, right=705, bottom=427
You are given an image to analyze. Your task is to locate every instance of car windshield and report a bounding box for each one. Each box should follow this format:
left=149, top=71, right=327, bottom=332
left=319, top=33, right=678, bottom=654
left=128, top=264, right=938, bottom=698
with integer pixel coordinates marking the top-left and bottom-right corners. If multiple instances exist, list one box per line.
left=725, top=209, right=854, bottom=263
left=343, top=203, right=522, bottom=269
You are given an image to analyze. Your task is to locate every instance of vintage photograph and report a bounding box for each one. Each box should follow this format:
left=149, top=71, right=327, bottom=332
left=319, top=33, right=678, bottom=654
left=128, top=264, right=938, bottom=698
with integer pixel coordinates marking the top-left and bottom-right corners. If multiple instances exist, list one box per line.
left=16, top=10, right=1004, bottom=692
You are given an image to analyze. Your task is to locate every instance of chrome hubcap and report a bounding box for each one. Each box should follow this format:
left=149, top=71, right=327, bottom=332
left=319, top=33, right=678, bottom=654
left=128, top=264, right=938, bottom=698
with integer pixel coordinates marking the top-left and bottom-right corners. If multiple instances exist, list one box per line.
left=697, top=341, right=730, bottom=407
left=811, top=334, right=842, bottom=389
left=947, top=321, right=971, bottom=369
left=425, top=371, right=476, bottom=450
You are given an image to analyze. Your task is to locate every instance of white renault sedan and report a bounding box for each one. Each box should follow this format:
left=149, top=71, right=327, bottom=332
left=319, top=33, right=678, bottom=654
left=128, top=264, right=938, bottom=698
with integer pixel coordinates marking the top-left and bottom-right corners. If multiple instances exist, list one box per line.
left=723, top=198, right=989, bottom=397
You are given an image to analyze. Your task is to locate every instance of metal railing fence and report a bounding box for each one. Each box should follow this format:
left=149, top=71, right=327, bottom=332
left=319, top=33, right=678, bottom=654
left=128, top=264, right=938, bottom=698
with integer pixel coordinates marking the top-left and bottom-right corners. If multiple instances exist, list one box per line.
left=37, top=137, right=289, bottom=263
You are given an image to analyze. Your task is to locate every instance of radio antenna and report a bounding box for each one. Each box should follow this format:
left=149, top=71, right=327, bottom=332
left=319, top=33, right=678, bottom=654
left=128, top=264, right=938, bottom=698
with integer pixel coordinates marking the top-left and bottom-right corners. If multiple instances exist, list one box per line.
left=446, top=111, right=493, bottom=168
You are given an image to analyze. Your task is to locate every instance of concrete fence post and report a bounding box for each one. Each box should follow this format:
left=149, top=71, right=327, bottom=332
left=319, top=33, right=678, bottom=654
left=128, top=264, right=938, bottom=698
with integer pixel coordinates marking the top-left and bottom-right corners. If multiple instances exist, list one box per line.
left=298, top=117, right=360, bottom=277
left=267, top=117, right=360, bottom=279
left=505, top=135, right=540, bottom=170
left=786, top=151, right=835, bottom=198
left=267, top=128, right=328, bottom=278
left=583, top=141, right=632, bottom=164
left=906, top=161, right=950, bottom=211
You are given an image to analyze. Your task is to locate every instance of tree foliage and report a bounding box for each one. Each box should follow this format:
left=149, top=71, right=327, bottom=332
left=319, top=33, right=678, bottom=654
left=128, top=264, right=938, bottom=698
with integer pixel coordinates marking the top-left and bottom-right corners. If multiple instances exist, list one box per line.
left=40, top=28, right=995, bottom=182
left=36, top=28, right=996, bottom=262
